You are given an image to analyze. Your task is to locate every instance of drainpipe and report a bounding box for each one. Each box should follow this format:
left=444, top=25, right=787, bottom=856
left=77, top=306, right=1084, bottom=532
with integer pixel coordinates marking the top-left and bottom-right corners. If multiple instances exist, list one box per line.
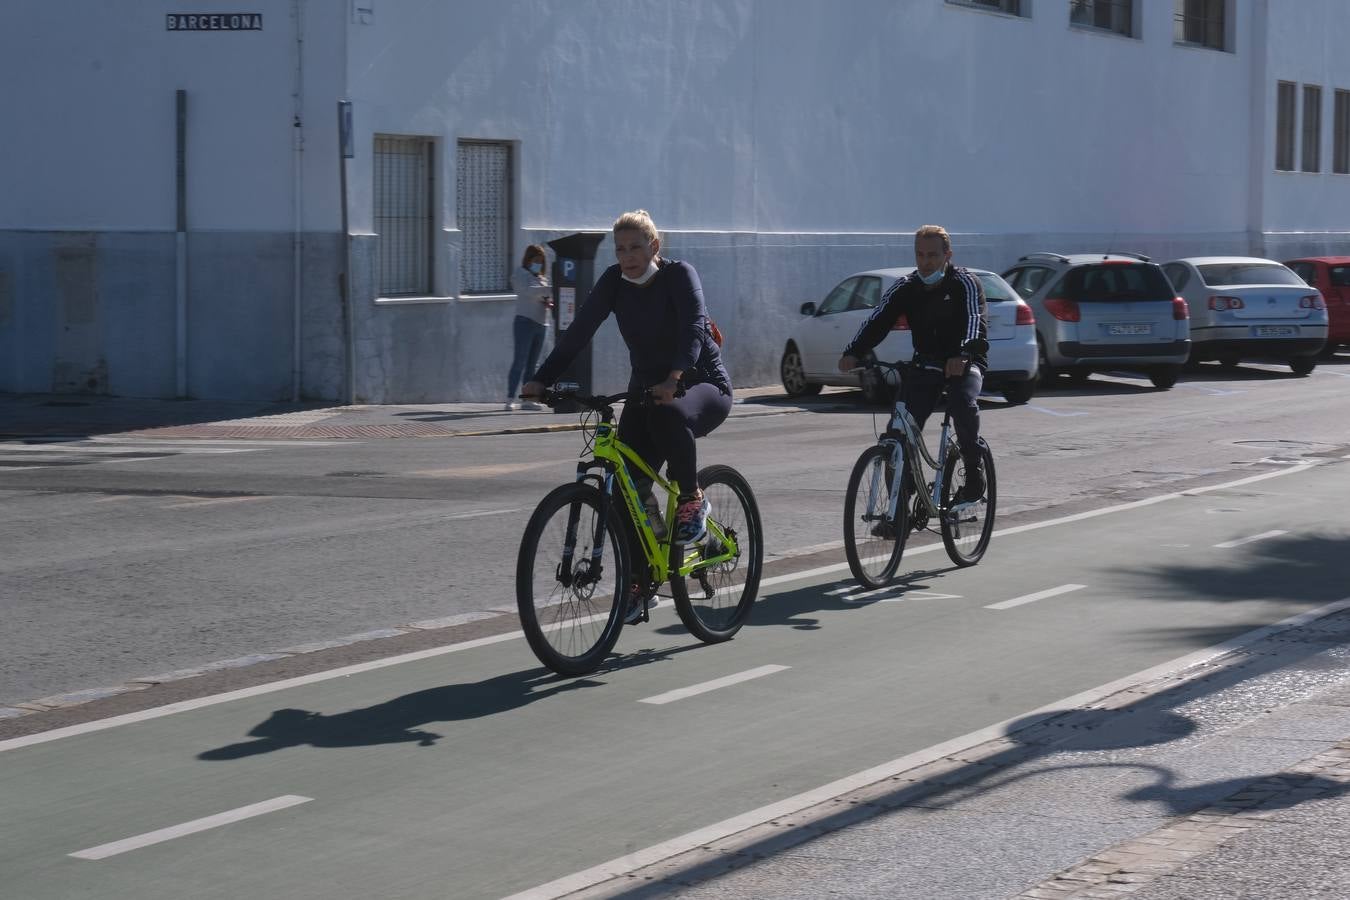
left=290, top=0, right=306, bottom=402
left=175, top=89, right=188, bottom=397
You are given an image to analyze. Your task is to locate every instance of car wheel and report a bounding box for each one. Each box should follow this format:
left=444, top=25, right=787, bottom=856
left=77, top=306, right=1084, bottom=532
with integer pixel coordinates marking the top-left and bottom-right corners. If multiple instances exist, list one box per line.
left=1149, top=365, right=1181, bottom=390
left=1289, top=356, right=1317, bottom=376
left=1036, top=335, right=1057, bottom=387
left=780, top=343, right=821, bottom=397
left=1001, top=380, right=1035, bottom=405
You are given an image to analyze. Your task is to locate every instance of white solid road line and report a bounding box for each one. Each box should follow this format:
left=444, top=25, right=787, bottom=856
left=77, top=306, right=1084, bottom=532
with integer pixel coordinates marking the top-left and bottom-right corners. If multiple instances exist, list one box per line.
left=1214, top=529, right=1289, bottom=549
left=638, top=665, right=790, bottom=706
left=0, top=461, right=1324, bottom=754
left=69, top=795, right=312, bottom=860
left=504, top=596, right=1350, bottom=900
left=985, top=583, right=1087, bottom=610
left=1025, top=404, right=1089, bottom=417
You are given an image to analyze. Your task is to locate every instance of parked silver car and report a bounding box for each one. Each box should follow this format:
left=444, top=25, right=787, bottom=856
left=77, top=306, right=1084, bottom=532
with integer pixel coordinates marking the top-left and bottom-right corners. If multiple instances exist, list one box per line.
left=1001, top=252, right=1190, bottom=389
left=780, top=267, right=1039, bottom=404
left=1161, top=256, right=1327, bottom=375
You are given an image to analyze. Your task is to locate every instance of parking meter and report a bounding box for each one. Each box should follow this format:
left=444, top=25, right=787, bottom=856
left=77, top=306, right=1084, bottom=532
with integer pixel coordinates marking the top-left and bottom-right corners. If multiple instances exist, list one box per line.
left=546, top=232, right=607, bottom=412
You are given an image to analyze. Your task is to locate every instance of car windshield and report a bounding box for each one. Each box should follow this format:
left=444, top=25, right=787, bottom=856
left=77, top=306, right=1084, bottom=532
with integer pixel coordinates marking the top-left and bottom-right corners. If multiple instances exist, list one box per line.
left=977, top=274, right=1016, bottom=302
left=1197, top=264, right=1304, bottom=287
left=1060, top=264, right=1174, bottom=302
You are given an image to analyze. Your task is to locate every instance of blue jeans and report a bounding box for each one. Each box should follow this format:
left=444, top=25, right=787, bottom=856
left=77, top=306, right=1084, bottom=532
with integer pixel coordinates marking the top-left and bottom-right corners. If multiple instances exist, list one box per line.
left=507, top=316, right=547, bottom=399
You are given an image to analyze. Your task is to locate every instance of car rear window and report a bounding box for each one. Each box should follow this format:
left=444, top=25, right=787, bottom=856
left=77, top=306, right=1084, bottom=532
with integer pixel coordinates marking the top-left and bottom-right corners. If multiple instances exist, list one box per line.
left=1197, top=264, right=1304, bottom=287
left=977, top=274, right=1016, bottom=302
left=1059, top=264, right=1174, bottom=302
left=1330, top=266, right=1350, bottom=287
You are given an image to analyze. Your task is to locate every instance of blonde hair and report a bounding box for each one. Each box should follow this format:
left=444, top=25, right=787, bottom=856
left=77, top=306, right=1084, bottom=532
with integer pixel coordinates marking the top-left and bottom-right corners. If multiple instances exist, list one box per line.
left=915, top=224, right=951, bottom=253
left=612, top=209, right=660, bottom=245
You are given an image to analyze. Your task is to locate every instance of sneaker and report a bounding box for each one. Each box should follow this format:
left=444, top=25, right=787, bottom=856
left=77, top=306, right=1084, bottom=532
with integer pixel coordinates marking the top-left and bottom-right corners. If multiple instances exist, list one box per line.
left=956, top=464, right=985, bottom=504
left=504, top=400, right=519, bottom=411
left=673, top=494, right=711, bottom=545
left=522, top=400, right=546, bottom=411
left=623, top=583, right=650, bottom=625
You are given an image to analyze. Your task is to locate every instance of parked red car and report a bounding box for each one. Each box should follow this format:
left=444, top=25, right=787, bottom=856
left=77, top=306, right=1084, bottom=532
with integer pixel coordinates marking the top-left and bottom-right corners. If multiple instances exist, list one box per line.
left=1284, top=257, right=1350, bottom=354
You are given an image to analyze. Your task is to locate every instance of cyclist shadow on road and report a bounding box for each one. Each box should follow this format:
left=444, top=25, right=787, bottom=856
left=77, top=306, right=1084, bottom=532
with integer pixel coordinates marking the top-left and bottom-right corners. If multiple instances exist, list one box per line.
left=650, top=565, right=960, bottom=637
left=197, top=649, right=689, bottom=760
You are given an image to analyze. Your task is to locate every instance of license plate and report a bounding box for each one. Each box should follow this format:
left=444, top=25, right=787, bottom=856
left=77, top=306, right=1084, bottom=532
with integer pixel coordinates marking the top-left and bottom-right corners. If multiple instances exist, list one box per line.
left=1254, top=326, right=1296, bottom=337
left=1107, top=324, right=1152, bottom=336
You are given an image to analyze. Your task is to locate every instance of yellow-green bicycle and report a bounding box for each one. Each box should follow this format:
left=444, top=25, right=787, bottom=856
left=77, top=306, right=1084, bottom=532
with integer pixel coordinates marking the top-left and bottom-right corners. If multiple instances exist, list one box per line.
left=516, top=384, right=763, bottom=676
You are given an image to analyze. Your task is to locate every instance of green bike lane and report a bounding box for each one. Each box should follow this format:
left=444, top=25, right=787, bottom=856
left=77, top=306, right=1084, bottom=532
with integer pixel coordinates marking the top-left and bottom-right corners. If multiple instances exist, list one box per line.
left=2, top=462, right=1347, bottom=900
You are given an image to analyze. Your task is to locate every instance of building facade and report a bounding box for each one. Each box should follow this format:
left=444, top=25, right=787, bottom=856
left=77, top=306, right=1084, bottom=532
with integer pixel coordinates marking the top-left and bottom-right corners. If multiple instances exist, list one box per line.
left=2, top=0, right=1347, bottom=402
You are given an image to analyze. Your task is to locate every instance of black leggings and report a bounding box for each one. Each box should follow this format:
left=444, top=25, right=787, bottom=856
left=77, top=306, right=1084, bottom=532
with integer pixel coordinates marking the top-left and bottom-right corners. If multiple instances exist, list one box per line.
left=618, top=382, right=732, bottom=495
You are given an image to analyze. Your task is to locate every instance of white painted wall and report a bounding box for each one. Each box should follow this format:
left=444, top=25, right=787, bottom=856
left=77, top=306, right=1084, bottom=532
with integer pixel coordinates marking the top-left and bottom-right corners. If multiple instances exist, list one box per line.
left=3, top=0, right=1348, bottom=401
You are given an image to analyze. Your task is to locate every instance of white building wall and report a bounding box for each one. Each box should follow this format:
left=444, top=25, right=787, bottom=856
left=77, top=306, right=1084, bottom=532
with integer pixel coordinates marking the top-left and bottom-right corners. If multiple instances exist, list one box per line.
left=2, top=1, right=1347, bottom=402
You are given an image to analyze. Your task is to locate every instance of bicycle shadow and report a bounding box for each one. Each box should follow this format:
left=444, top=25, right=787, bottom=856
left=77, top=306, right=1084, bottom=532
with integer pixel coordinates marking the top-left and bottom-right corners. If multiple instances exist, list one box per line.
left=648, top=565, right=960, bottom=636
left=197, top=644, right=700, bottom=760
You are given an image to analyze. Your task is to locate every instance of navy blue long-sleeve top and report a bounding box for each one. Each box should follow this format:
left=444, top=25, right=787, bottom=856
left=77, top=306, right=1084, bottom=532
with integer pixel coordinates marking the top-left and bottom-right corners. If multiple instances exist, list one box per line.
left=532, top=258, right=731, bottom=395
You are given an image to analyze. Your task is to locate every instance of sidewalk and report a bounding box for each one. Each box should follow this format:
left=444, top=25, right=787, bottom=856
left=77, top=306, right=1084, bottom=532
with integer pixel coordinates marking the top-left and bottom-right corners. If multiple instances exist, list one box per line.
left=0, top=385, right=835, bottom=441
left=571, top=604, right=1350, bottom=900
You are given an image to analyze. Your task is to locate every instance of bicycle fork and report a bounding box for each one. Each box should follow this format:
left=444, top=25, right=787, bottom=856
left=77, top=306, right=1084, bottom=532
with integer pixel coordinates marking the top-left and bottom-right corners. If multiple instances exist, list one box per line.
left=557, top=463, right=612, bottom=589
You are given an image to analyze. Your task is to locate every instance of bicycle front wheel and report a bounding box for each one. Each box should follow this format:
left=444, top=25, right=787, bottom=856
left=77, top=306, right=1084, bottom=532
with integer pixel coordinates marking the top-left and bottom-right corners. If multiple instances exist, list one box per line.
left=516, top=483, right=629, bottom=675
left=669, top=464, right=763, bottom=643
left=940, top=439, right=996, bottom=567
left=843, top=443, right=909, bottom=590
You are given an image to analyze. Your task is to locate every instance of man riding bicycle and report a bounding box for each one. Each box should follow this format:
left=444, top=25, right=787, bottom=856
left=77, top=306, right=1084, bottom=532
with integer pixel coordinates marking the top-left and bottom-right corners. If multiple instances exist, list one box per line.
left=837, top=224, right=989, bottom=504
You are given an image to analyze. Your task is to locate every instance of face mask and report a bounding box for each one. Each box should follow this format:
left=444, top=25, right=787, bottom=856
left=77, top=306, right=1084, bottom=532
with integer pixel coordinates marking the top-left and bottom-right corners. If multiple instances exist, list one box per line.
left=621, top=259, right=659, bottom=285
left=528, top=262, right=543, bottom=275
left=919, top=266, right=946, bottom=286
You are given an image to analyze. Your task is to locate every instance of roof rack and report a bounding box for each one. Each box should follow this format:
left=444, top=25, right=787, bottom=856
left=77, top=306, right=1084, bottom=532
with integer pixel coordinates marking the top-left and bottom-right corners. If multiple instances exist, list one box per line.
left=1103, top=251, right=1151, bottom=262
left=1018, top=252, right=1070, bottom=263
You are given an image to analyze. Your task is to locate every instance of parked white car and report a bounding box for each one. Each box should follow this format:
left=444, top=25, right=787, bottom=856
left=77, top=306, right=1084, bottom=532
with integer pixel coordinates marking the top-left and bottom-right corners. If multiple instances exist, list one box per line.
left=780, top=267, right=1039, bottom=404
left=1160, top=257, right=1328, bottom=375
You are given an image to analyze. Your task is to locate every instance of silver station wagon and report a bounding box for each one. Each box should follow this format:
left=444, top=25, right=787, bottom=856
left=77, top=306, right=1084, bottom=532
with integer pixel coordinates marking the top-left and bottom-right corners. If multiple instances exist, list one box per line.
left=1001, top=252, right=1190, bottom=389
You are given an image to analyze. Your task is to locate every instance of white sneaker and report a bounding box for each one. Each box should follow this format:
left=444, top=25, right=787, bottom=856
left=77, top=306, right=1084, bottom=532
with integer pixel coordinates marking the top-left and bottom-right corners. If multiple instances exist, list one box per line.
left=504, top=400, right=519, bottom=411
left=522, top=401, right=545, bottom=411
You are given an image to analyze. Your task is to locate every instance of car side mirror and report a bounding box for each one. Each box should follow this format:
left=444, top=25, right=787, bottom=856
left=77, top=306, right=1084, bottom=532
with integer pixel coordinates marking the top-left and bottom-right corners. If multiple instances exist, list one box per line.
left=800, top=301, right=817, bottom=316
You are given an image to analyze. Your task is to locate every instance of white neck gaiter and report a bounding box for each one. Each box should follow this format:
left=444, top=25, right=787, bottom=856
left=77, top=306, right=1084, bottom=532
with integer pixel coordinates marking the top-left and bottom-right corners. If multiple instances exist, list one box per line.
left=622, top=260, right=660, bottom=285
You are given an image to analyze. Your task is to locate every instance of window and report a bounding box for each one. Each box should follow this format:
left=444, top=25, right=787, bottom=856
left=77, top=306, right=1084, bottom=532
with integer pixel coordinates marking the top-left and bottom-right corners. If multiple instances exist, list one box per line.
left=1174, top=0, right=1225, bottom=50
left=947, top=0, right=1023, bottom=15
left=1162, top=263, right=1191, bottom=292
left=851, top=277, right=882, bottom=311
left=1070, top=0, right=1133, bottom=37
left=374, top=135, right=434, bottom=297
left=1335, top=89, right=1350, bottom=175
left=1275, top=81, right=1297, bottom=172
left=817, top=277, right=861, bottom=316
left=457, top=140, right=513, bottom=294
left=1302, top=85, right=1322, bottom=173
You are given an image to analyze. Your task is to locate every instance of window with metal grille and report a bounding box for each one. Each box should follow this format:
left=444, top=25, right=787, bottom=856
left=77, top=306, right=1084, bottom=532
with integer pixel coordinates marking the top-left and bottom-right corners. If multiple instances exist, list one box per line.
left=1174, top=0, right=1225, bottom=50
left=1335, top=90, right=1350, bottom=175
left=1070, top=0, right=1133, bottom=36
left=457, top=141, right=513, bottom=294
left=1302, top=85, right=1322, bottom=173
left=1276, top=81, right=1297, bottom=172
left=946, top=0, right=1023, bottom=16
left=373, top=135, right=434, bottom=296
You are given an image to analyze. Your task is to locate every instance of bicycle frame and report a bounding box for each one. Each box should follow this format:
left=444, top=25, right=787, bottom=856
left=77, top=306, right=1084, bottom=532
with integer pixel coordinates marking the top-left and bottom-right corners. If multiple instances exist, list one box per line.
left=572, top=405, right=741, bottom=586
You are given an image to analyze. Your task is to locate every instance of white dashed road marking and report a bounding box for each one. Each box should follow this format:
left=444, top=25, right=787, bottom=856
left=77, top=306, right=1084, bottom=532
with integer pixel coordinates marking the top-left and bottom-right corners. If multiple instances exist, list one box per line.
left=986, top=583, right=1087, bottom=610
left=69, top=795, right=313, bottom=860
left=1214, top=529, right=1288, bottom=549
left=638, top=665, right=790, bottom=706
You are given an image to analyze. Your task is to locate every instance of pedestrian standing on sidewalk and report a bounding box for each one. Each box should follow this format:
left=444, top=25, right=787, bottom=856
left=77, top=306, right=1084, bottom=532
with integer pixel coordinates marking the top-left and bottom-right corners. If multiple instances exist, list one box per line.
left=506, top=244, right=553, bottom=410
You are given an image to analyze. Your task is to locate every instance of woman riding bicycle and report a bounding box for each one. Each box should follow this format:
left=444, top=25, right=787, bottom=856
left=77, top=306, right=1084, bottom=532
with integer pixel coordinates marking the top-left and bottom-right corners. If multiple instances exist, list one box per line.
left=522, top=209, right=732, bottom=546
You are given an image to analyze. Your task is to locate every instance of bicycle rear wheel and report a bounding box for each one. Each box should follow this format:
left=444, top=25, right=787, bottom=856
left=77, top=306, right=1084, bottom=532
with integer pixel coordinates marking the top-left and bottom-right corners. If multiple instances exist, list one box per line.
left=940, top=439, right=996, bottom=567
left=669, top=464, right=763, bottom=643
left=516, top=483, right=629, bottom=675
left=843, top=442, right=909, bottom=590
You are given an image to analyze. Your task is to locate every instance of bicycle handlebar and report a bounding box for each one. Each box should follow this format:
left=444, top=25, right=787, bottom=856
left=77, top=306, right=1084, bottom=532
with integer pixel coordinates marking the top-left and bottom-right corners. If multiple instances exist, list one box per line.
left=534, top=382, right=686, bottom=413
